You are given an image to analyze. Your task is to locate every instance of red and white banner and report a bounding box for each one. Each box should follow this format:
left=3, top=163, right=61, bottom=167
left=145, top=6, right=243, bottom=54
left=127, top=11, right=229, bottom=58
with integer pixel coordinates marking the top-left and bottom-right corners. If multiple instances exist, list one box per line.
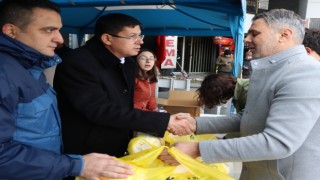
left=156, top=36, right=178, bottom=69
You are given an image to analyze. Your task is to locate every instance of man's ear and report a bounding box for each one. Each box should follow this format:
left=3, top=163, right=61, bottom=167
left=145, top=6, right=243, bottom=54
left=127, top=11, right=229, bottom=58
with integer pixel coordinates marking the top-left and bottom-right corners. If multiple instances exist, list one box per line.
left=305, top=46, right=313, bottom=55
left=2, top=24, right=17, bottom=38
left=101, top=34, right=112, bottom=45
left=279, top=28, right=292, bottom=42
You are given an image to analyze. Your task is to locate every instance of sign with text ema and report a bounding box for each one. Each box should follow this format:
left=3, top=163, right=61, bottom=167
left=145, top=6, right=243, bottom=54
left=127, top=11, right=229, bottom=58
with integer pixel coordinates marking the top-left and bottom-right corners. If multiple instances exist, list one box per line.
left=161, top=36, right=178, bottom=69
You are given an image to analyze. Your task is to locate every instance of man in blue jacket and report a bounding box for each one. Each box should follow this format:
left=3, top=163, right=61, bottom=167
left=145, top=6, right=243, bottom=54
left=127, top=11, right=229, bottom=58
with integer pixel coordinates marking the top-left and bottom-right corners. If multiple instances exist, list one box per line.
left=0, top=0, right=133, bottom=179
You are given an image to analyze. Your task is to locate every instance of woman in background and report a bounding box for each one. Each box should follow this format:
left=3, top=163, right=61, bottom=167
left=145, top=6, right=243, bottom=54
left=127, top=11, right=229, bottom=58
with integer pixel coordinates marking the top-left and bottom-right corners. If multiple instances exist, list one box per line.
left=197, top=73, right=249, bottom=138
left=197, top=73, right=249, bottom=113
left=134, top=49, right=160, bottom=112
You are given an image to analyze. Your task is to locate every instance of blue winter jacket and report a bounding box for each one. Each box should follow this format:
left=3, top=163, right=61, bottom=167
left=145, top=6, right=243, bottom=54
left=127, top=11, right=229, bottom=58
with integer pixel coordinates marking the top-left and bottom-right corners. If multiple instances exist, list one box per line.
left=0, top=34, right=83, bottom=179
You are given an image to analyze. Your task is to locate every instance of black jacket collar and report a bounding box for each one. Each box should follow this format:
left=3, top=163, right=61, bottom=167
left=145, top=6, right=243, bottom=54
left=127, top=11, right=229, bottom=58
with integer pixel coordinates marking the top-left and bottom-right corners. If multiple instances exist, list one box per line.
left=84, top=36, right=125, bottom=69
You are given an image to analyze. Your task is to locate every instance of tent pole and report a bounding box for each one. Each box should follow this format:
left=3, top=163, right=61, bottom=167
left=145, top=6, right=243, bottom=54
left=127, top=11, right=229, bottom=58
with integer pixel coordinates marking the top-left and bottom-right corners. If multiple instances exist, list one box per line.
left=189, top=37, right=193, bottom=73
left=181, top=36, right=186, bottom=71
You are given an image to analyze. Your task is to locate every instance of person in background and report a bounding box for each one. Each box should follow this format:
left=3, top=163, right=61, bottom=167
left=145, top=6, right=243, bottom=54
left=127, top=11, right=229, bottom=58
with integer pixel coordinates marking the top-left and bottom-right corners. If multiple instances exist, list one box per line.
left=159, top=9, right=320, bottom=179
left=53, top=13, right=195, bottom=179
left=216, top=48, right=234, bottom=74
left=134, top=49, right=159, bottom=112
left=242, top=50, right=253, bottom=78
left=197, top=74, right=248, bottom=139
left=197, top=74, right=249, bottom=114
left=303, top=28, right=320, bottom=61
left=0, top=0, right=133, bottom=179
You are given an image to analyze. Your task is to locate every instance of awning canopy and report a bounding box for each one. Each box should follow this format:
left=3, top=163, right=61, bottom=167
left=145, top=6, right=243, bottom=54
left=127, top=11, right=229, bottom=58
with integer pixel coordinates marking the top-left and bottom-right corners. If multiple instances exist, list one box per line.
left=52, top=0, right=246, bottom=76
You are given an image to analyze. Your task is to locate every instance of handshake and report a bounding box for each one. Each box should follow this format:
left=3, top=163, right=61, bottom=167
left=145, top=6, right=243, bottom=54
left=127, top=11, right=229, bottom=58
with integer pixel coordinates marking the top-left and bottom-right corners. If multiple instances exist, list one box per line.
left=167, top=113, right=196, bottom=136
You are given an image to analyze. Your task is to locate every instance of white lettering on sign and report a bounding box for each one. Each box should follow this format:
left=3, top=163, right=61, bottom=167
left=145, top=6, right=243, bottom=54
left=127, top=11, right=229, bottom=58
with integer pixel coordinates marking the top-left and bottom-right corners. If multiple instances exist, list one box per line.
left=161, top=36, right=177, bottom=69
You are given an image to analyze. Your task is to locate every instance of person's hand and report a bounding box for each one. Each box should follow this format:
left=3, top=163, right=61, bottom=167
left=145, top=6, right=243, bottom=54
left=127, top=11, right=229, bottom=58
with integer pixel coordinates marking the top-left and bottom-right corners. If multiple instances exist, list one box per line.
left=158, top=148, right=179, bottom=166
left=167, top=113, right=196, bottom=136
left=81, top=153, right=134, bottom=180
left=158, top=142, right=200, bottom=166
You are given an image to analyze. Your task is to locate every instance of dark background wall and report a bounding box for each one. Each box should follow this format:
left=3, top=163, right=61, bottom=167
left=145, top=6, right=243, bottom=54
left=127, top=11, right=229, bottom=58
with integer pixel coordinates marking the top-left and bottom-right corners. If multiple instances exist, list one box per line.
left=268, top=0, right=308, bottom=19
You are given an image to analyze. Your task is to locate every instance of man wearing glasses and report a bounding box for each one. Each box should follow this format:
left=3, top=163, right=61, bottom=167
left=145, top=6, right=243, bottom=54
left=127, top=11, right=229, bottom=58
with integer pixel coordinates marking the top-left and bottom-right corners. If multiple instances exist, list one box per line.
left=54, top=13, right=195, bottom=180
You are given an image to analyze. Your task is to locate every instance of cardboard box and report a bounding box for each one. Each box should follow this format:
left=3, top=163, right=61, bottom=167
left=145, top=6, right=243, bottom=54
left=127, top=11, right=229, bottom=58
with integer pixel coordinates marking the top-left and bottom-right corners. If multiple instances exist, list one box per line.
left=157, top=91, right=201, bottom=117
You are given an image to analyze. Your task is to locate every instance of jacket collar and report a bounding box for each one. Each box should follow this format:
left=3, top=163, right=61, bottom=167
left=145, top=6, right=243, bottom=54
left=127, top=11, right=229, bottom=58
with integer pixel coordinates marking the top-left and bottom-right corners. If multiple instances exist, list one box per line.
left=0, top=33, right=61, bottom=69
left=84, top=36, right=123, bottom=69
left=250, top=45, right=307, bottom=70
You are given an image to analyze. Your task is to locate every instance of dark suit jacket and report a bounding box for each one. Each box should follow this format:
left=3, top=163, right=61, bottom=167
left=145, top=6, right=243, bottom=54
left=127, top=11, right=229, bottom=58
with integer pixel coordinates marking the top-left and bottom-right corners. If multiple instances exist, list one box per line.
left=54, top=36, right=170, bottom=157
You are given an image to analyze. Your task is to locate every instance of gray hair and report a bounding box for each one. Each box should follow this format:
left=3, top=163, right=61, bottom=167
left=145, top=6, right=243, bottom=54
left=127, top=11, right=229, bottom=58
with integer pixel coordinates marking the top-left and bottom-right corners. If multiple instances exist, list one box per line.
left=252, top=9, right=305, bottom=43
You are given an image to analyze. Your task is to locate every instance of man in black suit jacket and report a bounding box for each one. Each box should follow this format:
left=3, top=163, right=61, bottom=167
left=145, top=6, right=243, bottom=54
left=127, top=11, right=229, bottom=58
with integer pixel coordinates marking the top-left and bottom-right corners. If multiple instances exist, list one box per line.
left=54, top=13, right=195, bottom=179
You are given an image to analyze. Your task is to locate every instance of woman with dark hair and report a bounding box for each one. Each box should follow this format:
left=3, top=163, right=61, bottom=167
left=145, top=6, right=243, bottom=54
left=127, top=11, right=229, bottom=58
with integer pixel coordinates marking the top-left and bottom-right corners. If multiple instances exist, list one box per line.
left=197, top=74, right=249, bottom=113
left=303, top=28, right=320, bottom=61
left=197, top=74, right=249, bottom=139
left=134, top=49, right=160, bottom=111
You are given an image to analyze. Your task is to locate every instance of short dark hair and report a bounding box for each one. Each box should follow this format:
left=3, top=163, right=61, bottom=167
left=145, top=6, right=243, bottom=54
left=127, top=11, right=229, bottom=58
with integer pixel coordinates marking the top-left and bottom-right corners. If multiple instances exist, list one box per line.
left=94, top=13, right=142, bottom=38
left=197, top=74, right=236, bottom=109
left=0, top=0, right=60, bottom=29
left=136, top=49, right=158, bottom=83
left=303, top=28, right=320, bottom=55
left=224, top=49, right=231, bottom=55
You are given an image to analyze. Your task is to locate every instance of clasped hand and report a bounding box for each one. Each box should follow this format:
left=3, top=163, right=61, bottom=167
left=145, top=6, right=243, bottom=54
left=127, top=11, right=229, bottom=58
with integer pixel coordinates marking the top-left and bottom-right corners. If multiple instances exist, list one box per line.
left=167, top=113, right=196, bottom=136
left=158, top=142, right=200, bottom=166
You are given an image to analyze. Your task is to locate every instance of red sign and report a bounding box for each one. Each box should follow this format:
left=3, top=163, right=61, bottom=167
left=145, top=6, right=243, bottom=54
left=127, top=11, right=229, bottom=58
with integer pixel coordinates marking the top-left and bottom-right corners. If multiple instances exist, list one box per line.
left=161, top=36, right=178, bottom=69
left=213, top=36, right=234, bottom=46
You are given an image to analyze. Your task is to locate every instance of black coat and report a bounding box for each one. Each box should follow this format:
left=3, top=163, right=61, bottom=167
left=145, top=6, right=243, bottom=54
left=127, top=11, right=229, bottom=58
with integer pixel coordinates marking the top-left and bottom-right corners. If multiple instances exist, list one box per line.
left=54, top=36, right=170, bottom=157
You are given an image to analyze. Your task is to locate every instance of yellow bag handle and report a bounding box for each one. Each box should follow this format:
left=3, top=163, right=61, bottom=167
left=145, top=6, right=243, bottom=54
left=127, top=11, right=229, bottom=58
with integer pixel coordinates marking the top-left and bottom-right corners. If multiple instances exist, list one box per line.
left=168, top=147, right=234, bottom=180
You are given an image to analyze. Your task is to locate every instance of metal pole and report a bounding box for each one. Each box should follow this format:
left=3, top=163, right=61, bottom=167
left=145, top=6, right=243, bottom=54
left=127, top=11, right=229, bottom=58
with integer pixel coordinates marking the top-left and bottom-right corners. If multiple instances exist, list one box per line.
left=181, top=36, right=186, bottom=70
left=189, top=37, right=193, bottom=73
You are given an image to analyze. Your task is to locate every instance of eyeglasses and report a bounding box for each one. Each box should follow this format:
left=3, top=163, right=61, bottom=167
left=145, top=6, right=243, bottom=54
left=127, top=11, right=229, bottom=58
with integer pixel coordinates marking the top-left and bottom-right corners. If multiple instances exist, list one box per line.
left=109, top=34, right=144, bottom=41
left=138, top=56, right=156, bottom=62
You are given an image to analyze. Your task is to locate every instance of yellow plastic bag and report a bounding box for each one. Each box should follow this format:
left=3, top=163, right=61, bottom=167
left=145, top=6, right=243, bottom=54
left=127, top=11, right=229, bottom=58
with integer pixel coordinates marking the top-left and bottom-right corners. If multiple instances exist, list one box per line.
left=77, top=146, right=233, bottom=180
left=127, top=133, right=162, bottom=154
left=162, top=131, right=218, bottom=147
left=127, top=131, right=217, bottom=154
left=76, top=132, right=234, bottom=180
